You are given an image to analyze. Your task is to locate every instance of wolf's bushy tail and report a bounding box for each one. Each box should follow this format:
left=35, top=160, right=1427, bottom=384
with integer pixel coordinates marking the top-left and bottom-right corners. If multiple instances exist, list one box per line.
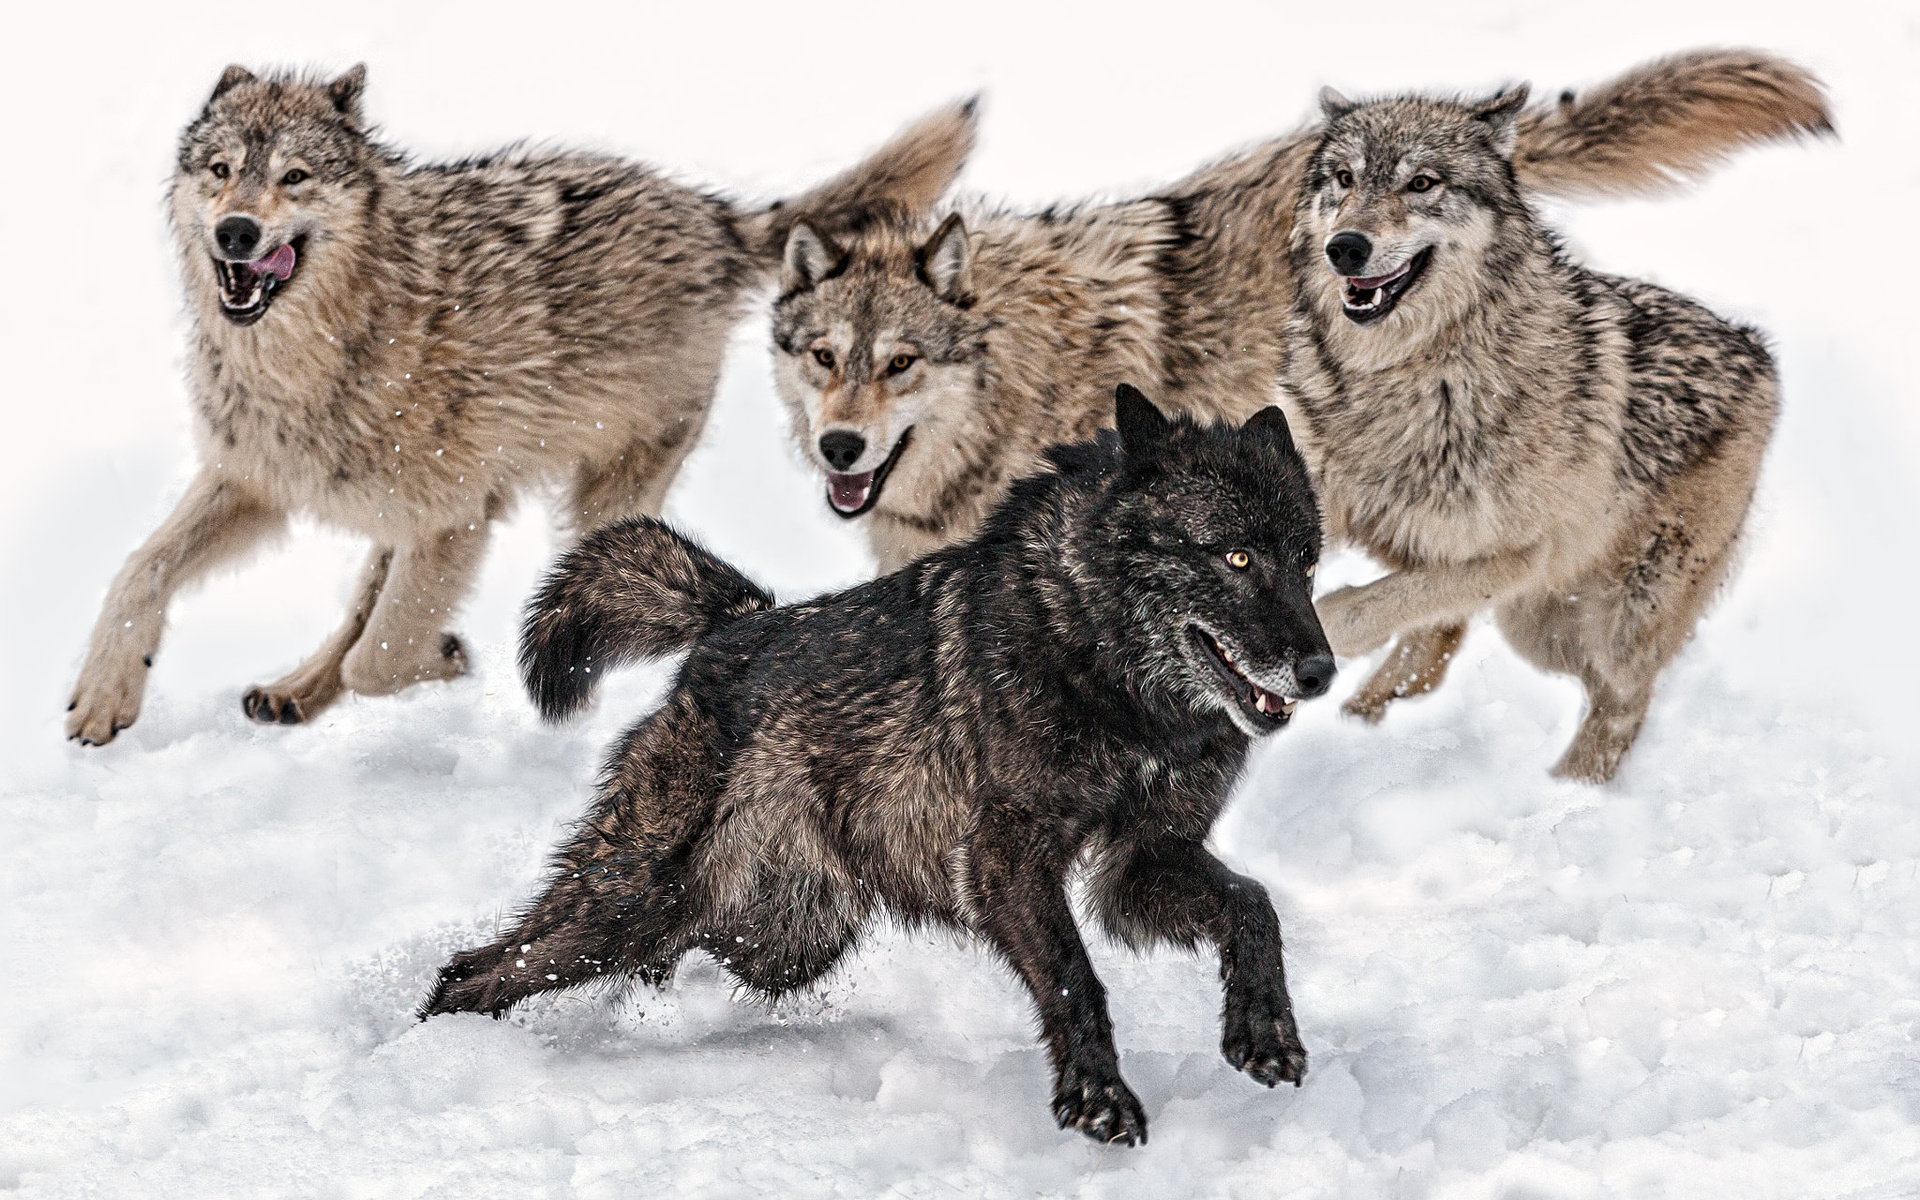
left=520, top=517, right=774, bottom=721
left=738, top=97, right=977, bottom=261
left=1513, top=49, right=1834, bottom=199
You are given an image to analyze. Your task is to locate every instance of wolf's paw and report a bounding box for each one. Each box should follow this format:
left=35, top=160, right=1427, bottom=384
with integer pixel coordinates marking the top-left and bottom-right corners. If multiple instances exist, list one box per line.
left=1550, top=735, right=1626, bottom=784
left=1340, top=693, right=1390, bottom=724
left=66, top=659, right=147, bottom=746
left=342, top=631, right=470, bottom=696
left=1051, top=1068, right=1148, bottom=1146
left=1223, top=988, right=1308, bottom=1088
left=242, top=686, right=309, bottom=726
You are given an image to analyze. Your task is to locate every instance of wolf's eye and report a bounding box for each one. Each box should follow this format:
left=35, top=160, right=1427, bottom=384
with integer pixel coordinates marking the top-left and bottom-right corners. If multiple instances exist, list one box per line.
left=1226, top=550, right=1251, bottom=570
left=209, top=162, right=230, bottom=180
left=281, top=169, right=309, bottom=186
left=1334, top=169, right=1354, bottom=188
left=812, top=347, right=836, bottom=370
left=1408, top=174, right=1437, bottom=192
left=1306, top=563, right=1317, bottom=578
left=887, top=354, right=917, bottom=376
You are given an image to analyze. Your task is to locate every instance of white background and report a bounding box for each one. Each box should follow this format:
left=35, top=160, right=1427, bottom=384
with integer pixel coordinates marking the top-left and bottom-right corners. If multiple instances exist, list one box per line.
left=2, top=1, right=1916, bottom=1196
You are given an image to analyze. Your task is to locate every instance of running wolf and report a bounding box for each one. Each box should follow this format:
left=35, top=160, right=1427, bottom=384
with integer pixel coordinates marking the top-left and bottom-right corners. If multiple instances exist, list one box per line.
left=1289, top=76, right=1802, bottom=781
left=423, top=387, right=1333, bottom=1147
left=65, top=66, right=975, bottom=744
left=769, top=50, right=1829, bottom=571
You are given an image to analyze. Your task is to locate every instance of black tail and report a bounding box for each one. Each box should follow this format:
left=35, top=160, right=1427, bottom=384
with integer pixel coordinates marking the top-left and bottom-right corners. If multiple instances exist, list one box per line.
left=520, top=517, right=774, bottom=720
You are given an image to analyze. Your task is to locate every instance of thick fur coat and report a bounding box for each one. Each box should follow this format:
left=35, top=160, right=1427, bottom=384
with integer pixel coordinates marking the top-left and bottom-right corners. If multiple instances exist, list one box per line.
left=424, top=388, right=1334, bottom=1147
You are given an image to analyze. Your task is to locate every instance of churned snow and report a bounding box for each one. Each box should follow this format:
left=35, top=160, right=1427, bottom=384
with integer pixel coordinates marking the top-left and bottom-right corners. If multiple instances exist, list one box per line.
left=2, top=2, right=1917, bottom=1196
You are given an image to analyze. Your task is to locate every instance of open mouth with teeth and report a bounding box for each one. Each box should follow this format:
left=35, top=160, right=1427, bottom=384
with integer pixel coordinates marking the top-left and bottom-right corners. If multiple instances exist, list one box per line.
left=825, top=428, right=913, bottom=518
left=1188, top=626, right=1297, bottom=731
left=1339, top=245, right=1432, bottom=326
left=213, top=236, right=303, bottom=325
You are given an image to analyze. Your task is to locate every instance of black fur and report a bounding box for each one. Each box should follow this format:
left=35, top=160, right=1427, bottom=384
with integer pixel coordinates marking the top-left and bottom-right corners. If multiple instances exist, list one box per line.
left=424, top=387, right=1332, bottom=1146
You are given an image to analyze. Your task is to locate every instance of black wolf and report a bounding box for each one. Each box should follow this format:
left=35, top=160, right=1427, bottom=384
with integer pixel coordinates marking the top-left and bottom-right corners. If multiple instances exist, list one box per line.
left=423, top=386, right=1334, bottom=1146
left=66, top=65, right=974, bottom=744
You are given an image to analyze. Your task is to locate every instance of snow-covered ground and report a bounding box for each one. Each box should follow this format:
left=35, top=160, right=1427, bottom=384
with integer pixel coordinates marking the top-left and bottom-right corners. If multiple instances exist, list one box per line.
left=4, top=2, right=1918, bottom=1196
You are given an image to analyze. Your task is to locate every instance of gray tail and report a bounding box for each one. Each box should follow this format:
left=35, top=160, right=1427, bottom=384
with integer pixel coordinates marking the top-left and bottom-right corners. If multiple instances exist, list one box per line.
left=738, top=96, right=978, bottom=261
left=1513, top=48, right=1834, bottom=198
left=520, top=517, right=774, bottom=721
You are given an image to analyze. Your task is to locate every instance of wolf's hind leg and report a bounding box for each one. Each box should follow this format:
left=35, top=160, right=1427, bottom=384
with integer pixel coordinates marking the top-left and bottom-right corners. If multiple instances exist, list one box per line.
left=963, top=807, right=1147, bottom=1146
left=69, top=470, right=284, bottom=744
left=341, top=519, right=491, bottom=697
left=563, top=406, right=713, bottom=539
left=1089, top=837, right=1306, bottom=1089
left=1341, top=622, right=1466, bottom=724
left=243, top=546, right=392, bottom=725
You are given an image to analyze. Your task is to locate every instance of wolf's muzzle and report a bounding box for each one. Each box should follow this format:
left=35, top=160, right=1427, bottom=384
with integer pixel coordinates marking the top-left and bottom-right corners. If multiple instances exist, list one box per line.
left=1325, top=232, right=1373, bottom=276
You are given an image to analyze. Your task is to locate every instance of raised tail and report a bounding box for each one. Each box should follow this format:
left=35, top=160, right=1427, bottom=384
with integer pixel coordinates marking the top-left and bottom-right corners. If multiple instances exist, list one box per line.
left=1513, top=48, right=1834, bottom=198
left=737, top=96, right=978, bottom=260
left=520, top=517, right=774, bottom=721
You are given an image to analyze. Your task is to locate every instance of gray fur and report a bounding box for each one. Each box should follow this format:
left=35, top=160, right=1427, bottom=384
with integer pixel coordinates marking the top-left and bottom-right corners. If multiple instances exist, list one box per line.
left=66, top=67, right=975, bottom=744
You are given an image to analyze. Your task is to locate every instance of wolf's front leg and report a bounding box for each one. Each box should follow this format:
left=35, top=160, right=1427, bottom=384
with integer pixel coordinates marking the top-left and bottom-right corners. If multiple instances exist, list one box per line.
left=1089, top=837, right=1306, bottom=1088
left=340, top=520, right=490, bottom=697
left=964, top=810, right=1147, bottom=1146
left=1317, top=548, right=1538, bottom=658
left=242, top=546, right=393, bottom=725
left=68, top=470, right=284, bottom=745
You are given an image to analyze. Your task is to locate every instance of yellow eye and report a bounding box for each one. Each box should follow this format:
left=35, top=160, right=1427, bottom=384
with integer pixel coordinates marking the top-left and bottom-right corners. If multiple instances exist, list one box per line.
left=1226, top=551, right=1251, bottom=570
left=1334, top=169, right=1354, bottom=188
left=888, top=353, right=916, bottom=375
left=812, top=346, right=836, bottom=370
left=1306, top=563, right=1317, bottom=577
left=1408, top=174, right=1436, bottom=192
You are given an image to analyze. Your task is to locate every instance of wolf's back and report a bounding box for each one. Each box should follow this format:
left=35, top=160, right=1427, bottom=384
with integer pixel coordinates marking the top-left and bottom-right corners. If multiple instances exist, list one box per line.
left=520, top=517, right=774, bottom=720
left=1513, top=49, right=1833, bottom=198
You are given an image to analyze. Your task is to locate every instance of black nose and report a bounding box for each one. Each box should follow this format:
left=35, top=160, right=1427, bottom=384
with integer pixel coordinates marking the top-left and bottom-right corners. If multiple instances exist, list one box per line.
left=1295, top=654, right=1336, bottom=698
left=215, top=216, right=262, bottom=260
left=1325, top=232, right=1372, bottom=276
left=819, top=431, right=866, bottom=472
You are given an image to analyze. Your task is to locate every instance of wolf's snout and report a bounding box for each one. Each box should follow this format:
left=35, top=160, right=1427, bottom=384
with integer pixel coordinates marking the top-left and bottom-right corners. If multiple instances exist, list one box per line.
left=215, top=216, right=263, bottom=260
left=1294, top=654, right=1336, bottom=698
left=819, top=431, right=867, bottom=471
left=1325, top=232, right=1372, bottom=276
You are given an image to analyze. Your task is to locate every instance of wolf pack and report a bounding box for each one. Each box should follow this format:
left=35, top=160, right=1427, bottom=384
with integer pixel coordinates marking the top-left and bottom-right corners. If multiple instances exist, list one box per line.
left=68, top=52, right=1832, bottom=1145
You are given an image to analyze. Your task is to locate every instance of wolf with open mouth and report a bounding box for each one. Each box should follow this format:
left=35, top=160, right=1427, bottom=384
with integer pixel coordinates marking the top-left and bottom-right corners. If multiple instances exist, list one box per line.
left=1283, top=66, right=1822, bottom=781
left=424, top=386, right=1332, bottom=1147
left=65, top=65, right=976, bottom=745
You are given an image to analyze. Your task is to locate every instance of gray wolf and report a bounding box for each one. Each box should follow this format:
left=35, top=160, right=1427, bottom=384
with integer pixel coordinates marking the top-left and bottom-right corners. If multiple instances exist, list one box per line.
left=65, top=65, right=976, bottom=744
left=768, top=50, right=1830, bottom=572
left=423, top=387, right=1332, bottom=1147
left=1289, top=70, right=1811, bottom=781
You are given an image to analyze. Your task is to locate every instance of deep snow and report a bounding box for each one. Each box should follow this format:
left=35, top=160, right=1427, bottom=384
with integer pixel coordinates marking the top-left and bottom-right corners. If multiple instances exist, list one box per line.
left=3, top=2, right=1918, bottom=1196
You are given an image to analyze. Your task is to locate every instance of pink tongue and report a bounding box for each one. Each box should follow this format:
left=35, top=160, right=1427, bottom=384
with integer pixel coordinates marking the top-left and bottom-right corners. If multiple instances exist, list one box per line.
left=250, top=243, right=296, bottom=281
left=1350, top=264, right=1406, bottom=290
left=827, top=471, right=874, bottom=513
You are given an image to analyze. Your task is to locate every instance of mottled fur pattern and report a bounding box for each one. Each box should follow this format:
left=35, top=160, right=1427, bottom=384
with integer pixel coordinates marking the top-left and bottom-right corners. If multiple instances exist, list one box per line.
left=1288, top=81, right=1795, bottom=782
left=66, top=66, right=975, bottom=744
left=423, top=388, right=1335, bottom=1147
left=768, top=50, right=1829, bottom=571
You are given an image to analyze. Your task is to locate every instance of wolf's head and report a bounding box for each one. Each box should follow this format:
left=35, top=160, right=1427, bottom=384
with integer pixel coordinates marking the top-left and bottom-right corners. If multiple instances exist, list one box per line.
left=170, top=65, right=385, bottom=327
left=1067, top=386, right=1333, bottom=737
left=770, top=209, right=989, bottom=519
left=1295, top=86, right=1532, bottom=339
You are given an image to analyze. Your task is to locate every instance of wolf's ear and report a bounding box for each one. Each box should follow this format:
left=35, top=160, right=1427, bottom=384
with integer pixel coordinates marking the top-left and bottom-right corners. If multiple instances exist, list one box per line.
left=211, top=65, right=255, bottom=103
left=1243, top=405, right=1296, bottom=453
left=1470, top=85, right=1530, bottom=157
left=782, top=222, right=840, bottom=294
left=328, top=64, right=368, bottom=125
left=1318, top=87, right=1358, bottom=121
left=1115, top=384, right=1170, bottom=456
left=918, top=213, right=973, bottom=303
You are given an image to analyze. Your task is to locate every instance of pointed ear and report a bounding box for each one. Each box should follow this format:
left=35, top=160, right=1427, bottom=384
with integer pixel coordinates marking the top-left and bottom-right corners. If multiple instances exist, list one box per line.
left=1243, top=405, right=1296, bottom=453
left=1471, top=84, right=1530, bottom=157
left=1114, top=384, right=1170, bottom=456
left=211, top=65, right=255, bottom=103
left=328, top=64, right=368, bottom=125
left=782, top=222, right=840, bottom=294
left=918, top=212, right=972, bottom=302
left=1318, top=86, right=1357, bottom=121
